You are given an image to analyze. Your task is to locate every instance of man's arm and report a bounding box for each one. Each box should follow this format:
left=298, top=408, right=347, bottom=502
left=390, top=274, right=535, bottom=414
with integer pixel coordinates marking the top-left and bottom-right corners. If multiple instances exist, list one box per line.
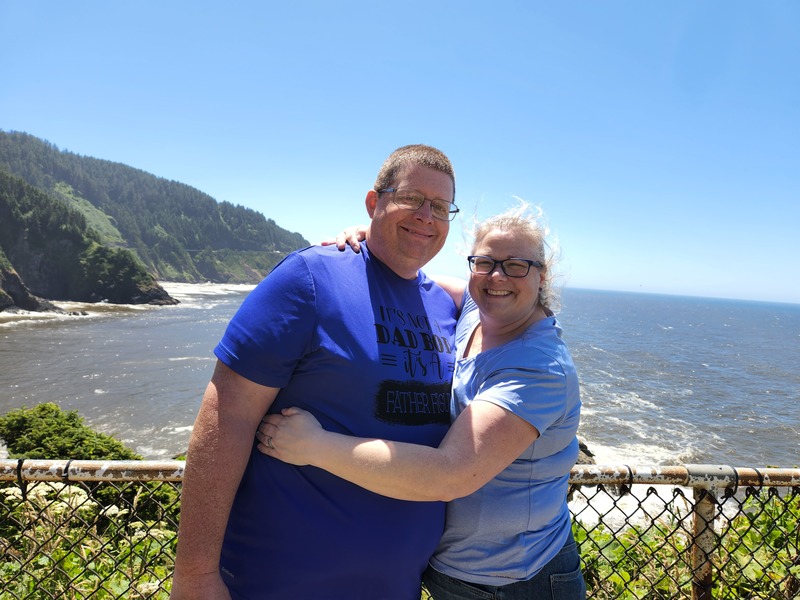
left=171, top=361, right=279, bottom=600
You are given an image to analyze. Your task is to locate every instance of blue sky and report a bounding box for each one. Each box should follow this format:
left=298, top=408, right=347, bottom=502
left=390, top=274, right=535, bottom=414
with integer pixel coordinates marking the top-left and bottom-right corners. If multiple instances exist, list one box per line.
left=2, top=1, right=798, bottom=304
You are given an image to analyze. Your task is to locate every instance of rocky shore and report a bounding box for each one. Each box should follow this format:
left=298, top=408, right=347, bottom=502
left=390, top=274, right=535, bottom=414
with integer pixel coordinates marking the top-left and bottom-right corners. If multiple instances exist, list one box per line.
left=0, top=267, right=62, bottom=313
left=0, top=265, right=177, bottom=313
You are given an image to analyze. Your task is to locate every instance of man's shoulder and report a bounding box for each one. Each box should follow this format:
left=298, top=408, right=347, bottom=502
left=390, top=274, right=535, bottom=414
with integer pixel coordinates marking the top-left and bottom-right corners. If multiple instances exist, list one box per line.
left=294, top=244, right=361, bottom=261
left=297, top=243, right=369, bottom=269
left=280, top=245, right=368, bottom=289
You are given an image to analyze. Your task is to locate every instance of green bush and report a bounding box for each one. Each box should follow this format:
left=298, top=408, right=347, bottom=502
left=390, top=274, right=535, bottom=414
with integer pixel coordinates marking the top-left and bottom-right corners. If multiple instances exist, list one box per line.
left=1, top=480, right=177, bottom=598
left=0, top=402, right=180, bottom=525
left=0, top=402, right=140, bottom=460
left=1, top=403, right=181, bottom=597
left=715, top=489, right=800, bottom=598
left=574, top=488, right=800, bottom=598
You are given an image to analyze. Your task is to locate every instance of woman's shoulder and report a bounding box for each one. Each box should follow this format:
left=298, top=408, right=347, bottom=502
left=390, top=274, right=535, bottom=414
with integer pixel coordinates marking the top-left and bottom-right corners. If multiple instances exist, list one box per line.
left=487, top=319, right=569, bottom=368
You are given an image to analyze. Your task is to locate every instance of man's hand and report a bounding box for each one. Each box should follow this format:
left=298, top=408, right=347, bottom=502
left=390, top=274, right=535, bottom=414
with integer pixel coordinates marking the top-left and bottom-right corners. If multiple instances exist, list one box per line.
left=170, top=570, right=232, bottom=600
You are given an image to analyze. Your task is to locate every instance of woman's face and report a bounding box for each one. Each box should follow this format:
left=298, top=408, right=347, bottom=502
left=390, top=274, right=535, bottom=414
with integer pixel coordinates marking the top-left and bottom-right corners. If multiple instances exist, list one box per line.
left=468, top=229, right=545, bottom=328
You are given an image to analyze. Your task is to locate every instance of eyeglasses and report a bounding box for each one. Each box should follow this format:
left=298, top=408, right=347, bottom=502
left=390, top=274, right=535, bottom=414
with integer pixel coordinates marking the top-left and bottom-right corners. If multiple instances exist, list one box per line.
left=467, top=255, right=543, bottom=278
left=377, top=188, right=459, bottom=222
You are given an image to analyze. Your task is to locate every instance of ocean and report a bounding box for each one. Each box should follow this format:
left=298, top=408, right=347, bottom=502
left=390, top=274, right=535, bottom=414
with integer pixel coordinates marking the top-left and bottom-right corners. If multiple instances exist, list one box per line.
left=1, top=284, right=798, bottom=468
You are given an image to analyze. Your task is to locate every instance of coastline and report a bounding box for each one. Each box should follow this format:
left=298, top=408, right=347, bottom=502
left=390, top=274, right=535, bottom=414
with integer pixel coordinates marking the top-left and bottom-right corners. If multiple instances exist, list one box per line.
left=2, top=285, right=798, bottom=467
left=0, top=281, right=256, bottom=329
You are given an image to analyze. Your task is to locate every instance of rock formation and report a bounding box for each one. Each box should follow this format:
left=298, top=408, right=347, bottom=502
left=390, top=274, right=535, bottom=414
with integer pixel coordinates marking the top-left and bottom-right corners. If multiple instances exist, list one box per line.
left=0, top=266, right=61, bottom=312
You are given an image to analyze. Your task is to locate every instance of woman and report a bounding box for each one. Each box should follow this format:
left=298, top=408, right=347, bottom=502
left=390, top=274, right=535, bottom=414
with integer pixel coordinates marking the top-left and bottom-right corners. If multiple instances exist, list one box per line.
left=258, top=203, right=586, bottom=599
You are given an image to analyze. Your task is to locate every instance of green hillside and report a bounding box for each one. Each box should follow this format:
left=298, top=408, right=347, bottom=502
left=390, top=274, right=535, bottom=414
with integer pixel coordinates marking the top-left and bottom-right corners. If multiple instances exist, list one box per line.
left=0, top=130, right=309, bottom=284
left=0, top=169, right=174, bottom=306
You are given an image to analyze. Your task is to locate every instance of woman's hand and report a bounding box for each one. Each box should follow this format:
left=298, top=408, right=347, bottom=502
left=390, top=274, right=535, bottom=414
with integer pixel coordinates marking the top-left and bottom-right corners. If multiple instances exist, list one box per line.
left=320, top=225, right=367, bottom=253
left=256, top=407, right=325, bottom=465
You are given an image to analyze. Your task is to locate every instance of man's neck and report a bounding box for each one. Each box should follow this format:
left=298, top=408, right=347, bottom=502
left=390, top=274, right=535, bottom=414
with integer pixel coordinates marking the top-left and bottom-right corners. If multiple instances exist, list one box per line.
left=364, top=241, right=420, bottom=280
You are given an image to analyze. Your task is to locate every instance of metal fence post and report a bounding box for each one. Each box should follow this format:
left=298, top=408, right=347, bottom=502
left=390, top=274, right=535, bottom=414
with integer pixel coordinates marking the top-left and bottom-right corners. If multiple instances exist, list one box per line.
left=692, top=487, right=716, bottom=600
left=686, top=464, right=738, bottom=600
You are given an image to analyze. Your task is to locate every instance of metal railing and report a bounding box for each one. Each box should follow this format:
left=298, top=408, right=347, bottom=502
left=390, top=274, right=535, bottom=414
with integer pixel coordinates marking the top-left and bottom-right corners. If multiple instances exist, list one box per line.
left=568, top=464, right=800, bottom=599
left=2, top=459, right=799, bottom=599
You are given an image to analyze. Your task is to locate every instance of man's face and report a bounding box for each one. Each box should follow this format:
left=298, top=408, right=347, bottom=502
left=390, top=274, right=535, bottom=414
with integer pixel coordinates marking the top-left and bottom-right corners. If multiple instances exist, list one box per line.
left=365, top=164, right=455, bottom=279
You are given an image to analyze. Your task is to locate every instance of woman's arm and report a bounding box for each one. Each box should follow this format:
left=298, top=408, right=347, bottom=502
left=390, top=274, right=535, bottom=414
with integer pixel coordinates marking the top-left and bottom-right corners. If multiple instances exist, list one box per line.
left=257, top=400, right=539, bottom=502
left=320, top=224, right=367, bottom=252
left=430, top=274, right=466, bottom=310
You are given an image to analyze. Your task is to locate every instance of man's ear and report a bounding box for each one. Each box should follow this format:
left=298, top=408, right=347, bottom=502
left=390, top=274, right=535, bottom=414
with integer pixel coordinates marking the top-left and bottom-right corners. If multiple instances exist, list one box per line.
left=365, top=190, right=378, bottom=218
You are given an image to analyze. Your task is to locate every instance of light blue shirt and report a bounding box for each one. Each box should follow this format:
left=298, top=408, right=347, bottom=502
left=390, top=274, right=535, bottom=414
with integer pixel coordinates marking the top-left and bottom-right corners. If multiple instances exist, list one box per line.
left=429, top=292, right=581, bottom=585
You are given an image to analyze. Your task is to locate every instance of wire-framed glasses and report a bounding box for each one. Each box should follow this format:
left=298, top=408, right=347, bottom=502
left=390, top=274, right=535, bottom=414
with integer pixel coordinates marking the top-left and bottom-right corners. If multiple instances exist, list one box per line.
left=467, top=255, right=543, bottom=278
left=378, top=188, right=459, bottom=221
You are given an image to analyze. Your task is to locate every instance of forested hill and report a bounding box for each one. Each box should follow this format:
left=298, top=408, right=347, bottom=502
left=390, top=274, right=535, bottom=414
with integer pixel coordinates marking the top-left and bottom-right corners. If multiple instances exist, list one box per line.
left=1, top=169, right=176, bottom=309
left=0, top=130, right=309, bottom=288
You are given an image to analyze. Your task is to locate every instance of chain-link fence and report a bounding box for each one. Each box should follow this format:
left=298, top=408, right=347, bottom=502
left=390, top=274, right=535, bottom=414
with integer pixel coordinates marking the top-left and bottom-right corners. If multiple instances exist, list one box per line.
left=2, top=460, right=799, bottom=599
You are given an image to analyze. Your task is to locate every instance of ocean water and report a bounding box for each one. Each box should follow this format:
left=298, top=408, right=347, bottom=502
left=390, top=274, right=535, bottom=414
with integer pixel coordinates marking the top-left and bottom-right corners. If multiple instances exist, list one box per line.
left=1, top=284, right=798, bottom=468
left=0, top=283, right=251, bottom=459
left=560, top=289, right=800, bottom=467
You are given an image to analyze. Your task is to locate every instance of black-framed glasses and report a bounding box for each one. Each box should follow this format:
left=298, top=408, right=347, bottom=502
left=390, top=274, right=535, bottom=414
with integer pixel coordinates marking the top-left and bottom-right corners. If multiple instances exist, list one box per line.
left=467, top=255, right=543, bottom=278
left=377, top=188, right=459, bottom=222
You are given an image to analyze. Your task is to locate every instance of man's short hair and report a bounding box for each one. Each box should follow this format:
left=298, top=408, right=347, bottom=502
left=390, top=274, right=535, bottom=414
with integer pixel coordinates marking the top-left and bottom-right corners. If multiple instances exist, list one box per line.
left=373, top=145, right=455, bottom=199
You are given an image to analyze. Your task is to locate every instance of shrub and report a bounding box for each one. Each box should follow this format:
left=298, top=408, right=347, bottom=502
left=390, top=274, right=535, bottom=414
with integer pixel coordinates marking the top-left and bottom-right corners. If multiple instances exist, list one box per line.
left=0, top=402, right=140, bottom=460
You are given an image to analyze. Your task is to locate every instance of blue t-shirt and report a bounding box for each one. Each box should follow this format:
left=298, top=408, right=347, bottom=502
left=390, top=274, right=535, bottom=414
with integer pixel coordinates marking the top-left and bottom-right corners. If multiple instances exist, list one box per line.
left=429, top=293, right=581, bottom=585
left=214, top=243, right=457, bottom=599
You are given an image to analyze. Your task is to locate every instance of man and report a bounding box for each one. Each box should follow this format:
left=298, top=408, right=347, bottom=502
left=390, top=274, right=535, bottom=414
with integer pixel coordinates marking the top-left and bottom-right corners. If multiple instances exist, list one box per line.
left=171, top=145, right=460, bottom=600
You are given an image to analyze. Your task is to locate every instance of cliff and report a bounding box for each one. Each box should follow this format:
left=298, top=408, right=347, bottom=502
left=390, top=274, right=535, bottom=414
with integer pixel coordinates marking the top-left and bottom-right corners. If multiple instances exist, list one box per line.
left=0, top=129, right=314, bottom=312
left=0, top=258, right=60, bottom=313
left=0, top=169, right=177, bottom=310
left=0, top=130, right=308, bottom=286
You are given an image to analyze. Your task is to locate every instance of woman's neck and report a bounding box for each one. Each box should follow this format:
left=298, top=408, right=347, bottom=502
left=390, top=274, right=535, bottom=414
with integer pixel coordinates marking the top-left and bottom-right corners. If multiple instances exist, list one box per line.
left=466, top=306, right=548, bottom=357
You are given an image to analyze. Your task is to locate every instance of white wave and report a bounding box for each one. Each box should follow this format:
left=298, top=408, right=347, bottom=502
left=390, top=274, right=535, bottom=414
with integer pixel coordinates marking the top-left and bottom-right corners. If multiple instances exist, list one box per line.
left=0, top=282, right=254, bottom=328
left=156, top=281, right=255, bottom=311
left=159, top=281, right=256, bottom=299
left=0, top=300, right=156, bottom=329
left=590, top=369, right=627, bottom=383
left=59, top=301, right=151, bottom=313
left=582, top=386, right=659, bottom=412
left=0, top=288, right=197, bottom=329
left=171, top=426, right=194, bottom=434
left=132, top=445, right=173, bottom=459
left=0, top=308, right=99, bottom=329
left=0, top=311, right=59, bottom=328
left=577, top=386, right=723, bottom=465
left=569, top=482, right=696, bottom=529
left=588, top=441, right=694, bottom=465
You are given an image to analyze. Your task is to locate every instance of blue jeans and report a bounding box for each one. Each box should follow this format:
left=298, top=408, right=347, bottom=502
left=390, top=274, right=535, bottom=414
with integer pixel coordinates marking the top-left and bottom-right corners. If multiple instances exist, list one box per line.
left=423, top=537, right=586, bottom=600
